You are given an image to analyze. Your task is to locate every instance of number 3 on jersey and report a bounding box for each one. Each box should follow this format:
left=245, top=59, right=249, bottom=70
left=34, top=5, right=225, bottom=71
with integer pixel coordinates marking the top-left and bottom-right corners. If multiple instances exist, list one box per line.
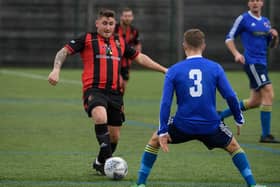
left=189, top=69, right=202, bottom=97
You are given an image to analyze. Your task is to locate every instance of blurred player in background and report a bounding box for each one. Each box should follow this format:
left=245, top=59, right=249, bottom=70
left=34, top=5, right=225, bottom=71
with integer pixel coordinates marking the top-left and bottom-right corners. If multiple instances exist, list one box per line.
left=115, top=7, right=142, bottom=93
left=48, top=8, right=166, bottom=175
left=219, top=0, right=279, bottom=143
left=131, top=29, right=266, bottom=187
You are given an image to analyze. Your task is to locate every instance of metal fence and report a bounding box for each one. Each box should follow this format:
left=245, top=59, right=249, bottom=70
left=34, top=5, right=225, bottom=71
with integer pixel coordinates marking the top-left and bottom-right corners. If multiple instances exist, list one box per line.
left=0, top=0, right=279, bottom=70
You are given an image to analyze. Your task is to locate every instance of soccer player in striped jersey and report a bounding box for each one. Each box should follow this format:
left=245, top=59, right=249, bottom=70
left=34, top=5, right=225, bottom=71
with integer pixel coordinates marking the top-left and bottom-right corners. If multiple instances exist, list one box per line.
left=131, top=29, right=265, bottom=187
left=48, top=8, right=167, bottom=175
left=219, top=0, right=279, bottom=143
left=115, top=7, right=142, bottom=94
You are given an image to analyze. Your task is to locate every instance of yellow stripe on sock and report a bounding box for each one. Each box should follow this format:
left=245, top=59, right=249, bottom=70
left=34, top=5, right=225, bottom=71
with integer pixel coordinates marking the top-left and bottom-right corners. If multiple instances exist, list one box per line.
left=231, top=148, right=244, bottom=158
left=145, top=144, right=159, bottom=155
left=260, top=105, right=272, bottom=112
left=243, top=99, right=250, bottom=110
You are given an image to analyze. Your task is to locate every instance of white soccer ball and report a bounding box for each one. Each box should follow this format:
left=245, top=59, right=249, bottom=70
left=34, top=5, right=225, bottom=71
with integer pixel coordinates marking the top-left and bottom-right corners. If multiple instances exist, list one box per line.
left=104, top=157, right=128, bottom=180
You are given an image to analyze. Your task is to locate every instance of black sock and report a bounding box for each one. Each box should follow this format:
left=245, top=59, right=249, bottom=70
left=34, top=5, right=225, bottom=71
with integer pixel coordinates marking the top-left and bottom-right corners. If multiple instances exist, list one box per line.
left=95, top=124, right=112, bottom=163
left=111, top=143, right=118, bottom=154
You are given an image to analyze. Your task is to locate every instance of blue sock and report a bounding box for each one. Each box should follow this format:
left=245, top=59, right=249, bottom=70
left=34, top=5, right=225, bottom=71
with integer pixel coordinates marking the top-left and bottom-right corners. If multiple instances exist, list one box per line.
left=260, top=105, right=272, bottom=137
left=231, top=148, right=256, bottom=186
left=220, top=100, right=246, bottom=119
left=137, top=144, right=159, bottom=185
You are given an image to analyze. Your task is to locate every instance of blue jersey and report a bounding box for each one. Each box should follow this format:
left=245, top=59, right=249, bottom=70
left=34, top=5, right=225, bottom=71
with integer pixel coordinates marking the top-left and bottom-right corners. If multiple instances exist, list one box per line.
left=226, top=11, right=272, bottom=66
left=158, top=56, right=243, bottom=135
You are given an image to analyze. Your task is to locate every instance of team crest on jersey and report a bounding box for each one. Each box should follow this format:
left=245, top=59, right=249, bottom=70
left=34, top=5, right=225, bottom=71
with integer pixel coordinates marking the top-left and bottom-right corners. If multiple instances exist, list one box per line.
left=103, top=44, right=112, bottom=55
left=264, top=22, right=271, bottom=29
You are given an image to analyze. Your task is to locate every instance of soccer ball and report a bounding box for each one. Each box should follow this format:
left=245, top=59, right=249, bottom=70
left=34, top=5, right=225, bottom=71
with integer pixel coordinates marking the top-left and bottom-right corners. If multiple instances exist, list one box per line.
left=104, top=157, right=128, bottom=180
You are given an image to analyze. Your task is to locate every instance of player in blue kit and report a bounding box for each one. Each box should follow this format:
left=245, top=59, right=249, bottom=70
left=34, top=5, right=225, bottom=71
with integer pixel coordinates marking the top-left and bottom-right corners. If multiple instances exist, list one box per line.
left=219, top=0, right=279, bottom=143
left=131, top=29, right=266, bottom=187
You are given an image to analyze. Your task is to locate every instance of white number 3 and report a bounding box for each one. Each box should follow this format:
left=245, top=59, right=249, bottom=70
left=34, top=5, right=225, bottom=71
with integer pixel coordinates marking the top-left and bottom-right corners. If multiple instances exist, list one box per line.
left=189, top=69, right=202, bottom=97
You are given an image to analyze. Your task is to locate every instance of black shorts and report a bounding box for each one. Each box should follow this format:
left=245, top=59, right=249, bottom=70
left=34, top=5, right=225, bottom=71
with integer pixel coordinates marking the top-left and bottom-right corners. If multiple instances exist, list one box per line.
left=83, top=88, right=124, bottom=126
left=244, top=63, right=271, bottom=91
left=168, top=122, right=233, bottom=150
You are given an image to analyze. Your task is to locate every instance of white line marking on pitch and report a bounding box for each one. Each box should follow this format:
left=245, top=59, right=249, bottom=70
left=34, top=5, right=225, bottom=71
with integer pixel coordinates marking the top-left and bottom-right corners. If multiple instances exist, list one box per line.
left=0, top=69, right=81, bottom=85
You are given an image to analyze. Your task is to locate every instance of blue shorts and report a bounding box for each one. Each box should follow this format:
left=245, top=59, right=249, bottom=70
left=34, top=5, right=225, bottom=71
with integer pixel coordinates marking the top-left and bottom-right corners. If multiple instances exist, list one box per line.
left=243, top=64, right=271, bottom=91
left=167, top=122, right=233, bottom=150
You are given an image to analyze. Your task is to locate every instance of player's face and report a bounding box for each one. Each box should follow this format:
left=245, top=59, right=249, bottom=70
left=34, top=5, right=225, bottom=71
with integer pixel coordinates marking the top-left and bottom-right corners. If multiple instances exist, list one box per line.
left=96, top=16, right=116, bottom=38
left=121, top=11, right=134, bottom=26
left=248, top=0, right=263, bottom=15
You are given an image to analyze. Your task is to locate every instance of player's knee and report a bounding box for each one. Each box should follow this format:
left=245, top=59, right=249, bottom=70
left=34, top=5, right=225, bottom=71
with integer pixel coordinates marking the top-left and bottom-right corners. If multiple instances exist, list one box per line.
left=226, top=137, right=240, bottom=153
left=91, top=108, right=107, bottom=124
left=92, top=116, right=107, bottom=124
left=266, top=91, right=274, bottom=101
left=262, top=85, right=274, bottom=102
left=92, top=112, right=107, bottom=124
left=110, top=132, right=120, bottom=143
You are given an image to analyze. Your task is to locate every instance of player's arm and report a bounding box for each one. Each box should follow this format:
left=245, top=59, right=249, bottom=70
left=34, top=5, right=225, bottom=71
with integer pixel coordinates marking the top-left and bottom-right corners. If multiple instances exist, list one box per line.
left=217, top=66, right=244, bottom=134
left=134, top=29, right=142, bottom=52
left=134, top=53, right=167, bottom=74
left=158, top=72, right=174, bottom=152
left=48, top=47, right=70, bottom=86
left=225, top=39, right=245, bottom=64
left=269, top=28, right=279, bottom=48
left=225, top=15, right=245, bottom=64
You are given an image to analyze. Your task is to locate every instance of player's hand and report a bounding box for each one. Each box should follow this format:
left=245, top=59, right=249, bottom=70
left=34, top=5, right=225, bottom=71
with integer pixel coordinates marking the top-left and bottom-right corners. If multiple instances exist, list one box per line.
left=234, top=53, right=245, bottom=64
left=48, top=69, right=60, bottom=86
left=270, top=28, right=278, bottom=38
left=235, top=113, right=244, bottom=136
left=269, top=28, right=279, bottom=48
left=159, top=134, right=172, bottom=153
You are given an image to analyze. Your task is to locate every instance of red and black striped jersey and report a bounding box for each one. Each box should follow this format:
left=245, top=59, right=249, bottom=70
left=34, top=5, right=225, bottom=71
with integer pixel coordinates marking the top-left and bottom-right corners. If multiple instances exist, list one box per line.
left=65, top=32, right=139, bottom=93
left=115, top=23, right=140, bottom=47
left=115, top=24, right=141, bottom=80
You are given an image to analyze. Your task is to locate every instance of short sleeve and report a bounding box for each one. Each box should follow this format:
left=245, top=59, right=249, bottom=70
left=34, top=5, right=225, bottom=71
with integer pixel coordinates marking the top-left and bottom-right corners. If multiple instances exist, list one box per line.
left=123, top=43, right=139, bottom=60
left=65, top=33, right=87, bottom=54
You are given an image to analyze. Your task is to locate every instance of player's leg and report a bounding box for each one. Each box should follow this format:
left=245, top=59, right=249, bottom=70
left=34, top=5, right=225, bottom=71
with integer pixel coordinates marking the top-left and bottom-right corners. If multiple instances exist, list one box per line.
left=225, top=137, right=257, bottom=186
left=244, top=64, right=278, bottom=143
left=91, top=106, right=112, bottom=175
left=107, top=94, right=125, bottom=153
left=219, top=99, right=249, bottom=119
left=219, top=90, right=261, bottom=119
left=220, top=64, right=264, bottom=120
left=132, top=120, right=191, bottom=187
left=83, top=90, right=113, bottom=175
left=108, top=126, right=120, bottom=154
left=259, top=84, right=279, bottom=143
left=203, top=123, right=260, bottom=187
left=132, top=132, right=160, bottom=187
left=260, top=84, right=273, bottom=139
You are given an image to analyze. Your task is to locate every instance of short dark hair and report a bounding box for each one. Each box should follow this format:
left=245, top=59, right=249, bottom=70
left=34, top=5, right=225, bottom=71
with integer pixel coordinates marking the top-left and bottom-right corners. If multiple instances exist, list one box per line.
left=121, top=7, right=133, bottom=13
left=98, top=8, right=116, bottom=19
left=184, top=29, right=205, bottom=49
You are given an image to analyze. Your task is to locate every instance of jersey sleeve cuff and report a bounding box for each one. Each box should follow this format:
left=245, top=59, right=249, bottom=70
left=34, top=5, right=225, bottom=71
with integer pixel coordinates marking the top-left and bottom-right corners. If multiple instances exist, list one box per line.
left=130, top=51, right=140, bottom=60
left=64, top=44, right=75, bottom=54
left=158, top=132, right=169, bottom=137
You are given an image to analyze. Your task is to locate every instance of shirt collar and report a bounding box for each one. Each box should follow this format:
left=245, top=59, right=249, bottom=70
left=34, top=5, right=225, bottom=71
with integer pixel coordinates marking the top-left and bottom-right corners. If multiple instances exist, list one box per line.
left=248, top=11, right=262, bottom=21
left=186, top=55, right=202, bottom=59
